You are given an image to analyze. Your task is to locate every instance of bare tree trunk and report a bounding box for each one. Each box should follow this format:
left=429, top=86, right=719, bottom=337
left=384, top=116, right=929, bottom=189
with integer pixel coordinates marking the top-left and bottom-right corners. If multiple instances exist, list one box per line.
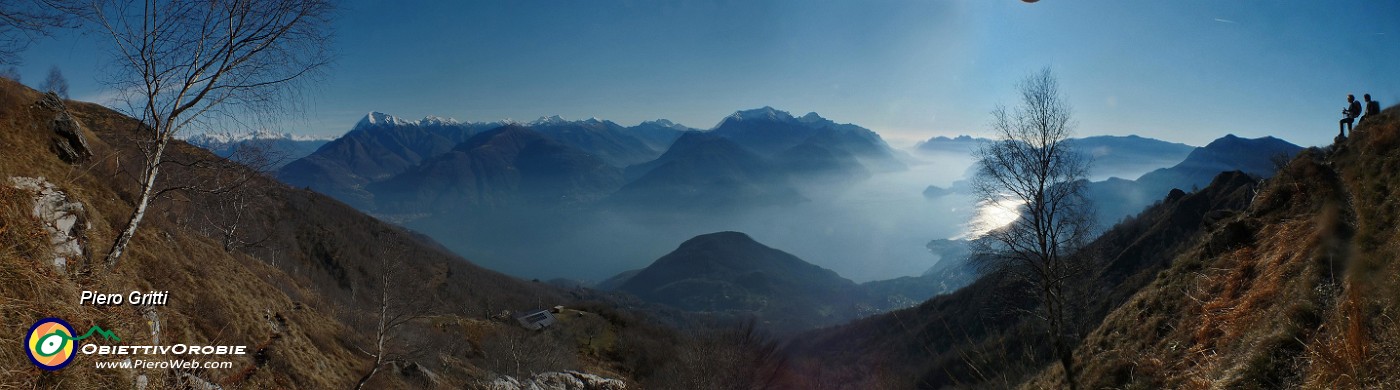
left=104, top=137, right=169, bottom=267
left=355, top=273, right=391, bottom=389
left=89, top=0, right=332, bottom=269
left=354, top=359, right=382, bottom=390
left=354, top=360, right=381, bottom=390
left=1059, top=347, right=1077, bottom=390
left=971, top=68, right=1095, bottom=389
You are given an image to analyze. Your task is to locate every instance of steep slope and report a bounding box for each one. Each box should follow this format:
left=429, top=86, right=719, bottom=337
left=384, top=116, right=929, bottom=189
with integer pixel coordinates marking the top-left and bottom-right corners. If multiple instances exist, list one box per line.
left=773, top=139, right=870, bottom=179
left=275, top=112, right=499, bottom=208
left=907, top=135, right=1279, bottom=303
left=615, top=232, right=869, bottom=334
left=783, top=170, right=1259, bottom=389
left=1135, top=134, right=1299, bottom=194
left=612, top=131, right=803, bottom=211
left=711, top=107, right=905, bottom=172
left=367, top=125, right=624, bottom=214
left=0, top=80, right=651, bottom=388
left=1039, top=106, right=1400, bottom=389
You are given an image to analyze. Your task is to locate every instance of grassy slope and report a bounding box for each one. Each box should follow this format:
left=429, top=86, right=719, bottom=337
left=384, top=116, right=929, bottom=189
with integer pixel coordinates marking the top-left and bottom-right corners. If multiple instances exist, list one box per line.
left=0, top=78, right=574, bottom=388
left=1031, top=105, right=1400, bottom=389
left=782, top=167, right=1259, bottom=389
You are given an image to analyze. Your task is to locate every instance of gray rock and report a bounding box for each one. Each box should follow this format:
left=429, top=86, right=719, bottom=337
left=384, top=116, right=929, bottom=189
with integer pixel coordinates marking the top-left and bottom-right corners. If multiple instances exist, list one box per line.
left=36, top=92, right=93, bottom=163
left=486, top=371, right=626, bottom=390
left=9, top=176, right=89, bottom=270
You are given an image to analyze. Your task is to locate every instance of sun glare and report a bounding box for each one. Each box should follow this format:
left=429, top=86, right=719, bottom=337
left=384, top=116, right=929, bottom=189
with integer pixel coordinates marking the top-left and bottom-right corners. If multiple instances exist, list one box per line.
left=962, top=197, right=1022, bottom=239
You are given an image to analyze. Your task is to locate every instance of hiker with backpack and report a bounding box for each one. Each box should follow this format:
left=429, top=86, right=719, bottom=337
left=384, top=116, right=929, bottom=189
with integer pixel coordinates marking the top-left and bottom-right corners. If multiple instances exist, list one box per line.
left=1360, top=93, right=1381, bottom=125
left=1340, top=94, right=1362, bottom=137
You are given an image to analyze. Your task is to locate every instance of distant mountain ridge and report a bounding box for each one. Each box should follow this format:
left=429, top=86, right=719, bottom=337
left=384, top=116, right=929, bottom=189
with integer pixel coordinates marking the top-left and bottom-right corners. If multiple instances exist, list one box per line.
left=271, top=108, right=913, bottom=281
left=915, top=134, right=1195, bottom=181
left=785, top=170, right=1262, bottom=388
left=368, top=125, right=625, bottom=214
left=907, top=134, right=1302, bottom=305
left=277, top=108, right=903, bottom=213
left=277, top=112, right=504, bottom=208
left=1088, top=133, right=1302, bottom=226
left=710, top=107, right=905, bottom=172
left=611, top=131, right=806, bottom=210
left=524, top=116, right=671, bottom=167
left=183, top=130, right=334, bottom=170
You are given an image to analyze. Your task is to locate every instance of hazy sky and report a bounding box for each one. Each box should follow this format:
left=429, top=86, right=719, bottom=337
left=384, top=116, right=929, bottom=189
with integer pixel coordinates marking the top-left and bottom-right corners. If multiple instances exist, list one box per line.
left=13, top=1, right=1400, bottom=147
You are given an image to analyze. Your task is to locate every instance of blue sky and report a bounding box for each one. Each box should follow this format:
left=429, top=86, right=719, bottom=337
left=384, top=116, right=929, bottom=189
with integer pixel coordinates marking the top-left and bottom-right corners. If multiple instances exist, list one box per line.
left=12, top=0, right=1400, bottom=147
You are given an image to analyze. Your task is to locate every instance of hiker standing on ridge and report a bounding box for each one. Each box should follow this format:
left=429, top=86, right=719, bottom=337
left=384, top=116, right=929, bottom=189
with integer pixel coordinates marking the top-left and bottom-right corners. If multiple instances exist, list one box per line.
left=1340, top=94, right=1362, bottom=137
left=1360, top=93, right=1381, bottom=125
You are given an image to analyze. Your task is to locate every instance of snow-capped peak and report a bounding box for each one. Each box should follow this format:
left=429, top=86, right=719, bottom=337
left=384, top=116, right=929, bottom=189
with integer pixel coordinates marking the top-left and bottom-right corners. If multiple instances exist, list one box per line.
left=727, top=106, right=795, bottom=123
left=183, top=129, right=333, bottom=145
left=640, top=119, right=690, bottom=131
left=529, top=115, right=569, bottom=126
left=356, top=111, right=409, bottom=129
left=417, top=115, right=460, bottom=127
left=797, top=112, right=828, bottom=124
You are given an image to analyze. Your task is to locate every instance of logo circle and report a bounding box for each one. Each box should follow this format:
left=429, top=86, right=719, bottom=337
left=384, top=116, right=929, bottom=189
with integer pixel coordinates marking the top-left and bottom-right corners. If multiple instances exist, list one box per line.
left=25, top=318, right=77, bottom=371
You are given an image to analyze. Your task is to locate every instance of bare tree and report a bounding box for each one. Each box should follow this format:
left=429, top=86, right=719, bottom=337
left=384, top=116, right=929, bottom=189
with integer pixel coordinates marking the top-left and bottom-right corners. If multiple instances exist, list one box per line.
left=40, top=65, right=67, bottom=98
left=193, top=142, right=282, bottom=252
left=354, top=242, right=435, bottom=389
left=970, top=67, right=1095, bottom=390
left=89, top=0, right=332, bottom=267
left=0, top=0, right=78, bottom=65
left=479, top=327, right=578, bottom=381
left=659, top=321, right=787, bottom=390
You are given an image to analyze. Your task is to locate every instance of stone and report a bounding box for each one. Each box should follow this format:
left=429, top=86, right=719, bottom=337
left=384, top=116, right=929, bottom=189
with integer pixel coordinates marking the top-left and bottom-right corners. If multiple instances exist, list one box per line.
left=36, top=92, right=93, bottom=163
left=8, top=176, right=89, bottom=270
left=486, top=371, right=626, bottom=390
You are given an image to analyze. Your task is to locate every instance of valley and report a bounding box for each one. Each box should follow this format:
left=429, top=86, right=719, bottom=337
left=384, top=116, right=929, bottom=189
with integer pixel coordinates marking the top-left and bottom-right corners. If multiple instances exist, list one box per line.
left=3, top=1, right=1396, bottom=388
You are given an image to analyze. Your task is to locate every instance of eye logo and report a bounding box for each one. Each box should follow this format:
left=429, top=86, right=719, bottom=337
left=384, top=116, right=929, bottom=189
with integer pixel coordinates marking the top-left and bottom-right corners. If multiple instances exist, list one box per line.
left=25, top=318, right=77, bottom=371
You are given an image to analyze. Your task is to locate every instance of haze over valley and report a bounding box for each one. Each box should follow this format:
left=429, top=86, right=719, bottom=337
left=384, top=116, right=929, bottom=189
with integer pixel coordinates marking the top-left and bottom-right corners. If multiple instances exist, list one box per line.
left=260, top=106, right=1297, bottom=286
left=6, top=1, right=1397, bottom=388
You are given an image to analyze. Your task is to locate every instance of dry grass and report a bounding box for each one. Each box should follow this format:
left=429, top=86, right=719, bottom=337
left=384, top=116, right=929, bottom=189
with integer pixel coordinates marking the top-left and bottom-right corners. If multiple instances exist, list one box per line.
left=0, top=78, right=427, bottom=388
left=1025, top=106, right=1400, bottom=390
left=1049, top=149, right=1363, bottom=389
left=0, top=76, right=699, bottom=388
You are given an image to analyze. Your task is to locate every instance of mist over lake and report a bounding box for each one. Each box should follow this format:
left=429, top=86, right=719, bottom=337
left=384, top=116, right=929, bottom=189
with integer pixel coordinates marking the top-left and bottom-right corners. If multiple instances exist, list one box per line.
left=413, top=148, right=977, bottom=283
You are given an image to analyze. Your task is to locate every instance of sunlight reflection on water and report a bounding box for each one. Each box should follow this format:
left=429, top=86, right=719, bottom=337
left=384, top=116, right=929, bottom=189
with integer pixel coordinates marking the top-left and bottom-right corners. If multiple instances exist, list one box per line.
left=959, top=197, right=1022, bottom=239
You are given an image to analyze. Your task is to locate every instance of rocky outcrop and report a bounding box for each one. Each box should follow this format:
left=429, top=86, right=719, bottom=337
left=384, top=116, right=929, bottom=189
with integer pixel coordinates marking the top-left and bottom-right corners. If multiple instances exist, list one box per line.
left=35, top=92, right=93, bottom=163
left=487, top=371, right=626, bottom=390
left=9, top=176, right=88, bottom=270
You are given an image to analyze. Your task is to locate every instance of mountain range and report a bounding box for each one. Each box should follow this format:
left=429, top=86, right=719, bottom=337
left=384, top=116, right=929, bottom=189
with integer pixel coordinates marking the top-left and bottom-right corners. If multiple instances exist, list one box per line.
left=0, top=79, right=624, bottom=387
left=785, top=105, right=1400, bottom=388
left=786, top=169, right=1263, bottom=387
left=267, top=106, right=1300, bottom=291
left=915, top=134, right=1196, bottom=181
left=611, top=130, right=804, bottom=211
left=276, top=113, right=503, bottom=209
left=368, top=125, right=626, bottom=214
left=183, top=130, right=333, bottom=170
left=1086, top=134, right=1302, bottom=227
left=277, top=107, right=904, bottom=215
left=268, top=107, right=916, bottom=279
left=908, top=134, right=1303, bottom=301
